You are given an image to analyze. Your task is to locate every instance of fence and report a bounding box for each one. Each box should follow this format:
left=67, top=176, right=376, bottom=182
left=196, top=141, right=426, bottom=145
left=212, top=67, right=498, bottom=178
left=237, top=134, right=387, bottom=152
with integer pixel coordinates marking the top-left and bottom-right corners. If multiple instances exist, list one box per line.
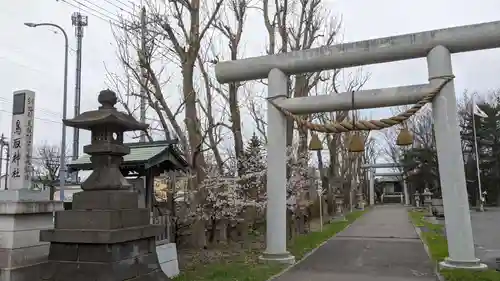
left=381, top=192, right=404, bottom=204
left=151, top=207, right=172, bottom=245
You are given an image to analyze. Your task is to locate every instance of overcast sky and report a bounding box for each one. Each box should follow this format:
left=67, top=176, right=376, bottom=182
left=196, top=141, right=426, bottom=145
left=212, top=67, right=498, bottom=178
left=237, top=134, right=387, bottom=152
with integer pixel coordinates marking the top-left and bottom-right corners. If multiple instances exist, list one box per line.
left=1, top=0, right=500, bottom=164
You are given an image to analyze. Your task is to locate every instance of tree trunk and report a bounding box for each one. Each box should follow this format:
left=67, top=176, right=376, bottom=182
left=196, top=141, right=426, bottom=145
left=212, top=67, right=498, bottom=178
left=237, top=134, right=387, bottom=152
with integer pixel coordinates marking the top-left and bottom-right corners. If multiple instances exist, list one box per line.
left=228, top=43, right=244, bottom=173
left=182, top=61, right=207, bottom=248
left=229, top=82, right=244, bottom=172
left=49, top=185, right=55, bottom=200
left=294, top=75, right=309, bottom=156
left=327, top=138, right=338, bottom=215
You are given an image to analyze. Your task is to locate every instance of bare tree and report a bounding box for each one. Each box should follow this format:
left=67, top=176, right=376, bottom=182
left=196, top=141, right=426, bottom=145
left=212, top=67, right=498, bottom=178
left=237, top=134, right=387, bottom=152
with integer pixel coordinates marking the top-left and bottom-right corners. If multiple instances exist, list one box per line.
left=208, top=0, right=252, bottom=173
left=380, top=105, right=435, bottom=173
left=33, top=144, right=61, bottom=200
left=261, top=0, right=341, bottom=155
left=306, top=69, right=369, bottom=214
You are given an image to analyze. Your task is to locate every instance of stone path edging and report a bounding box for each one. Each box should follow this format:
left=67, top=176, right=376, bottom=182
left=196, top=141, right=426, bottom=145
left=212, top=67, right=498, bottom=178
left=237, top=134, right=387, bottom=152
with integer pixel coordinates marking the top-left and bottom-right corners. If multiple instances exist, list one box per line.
left=410, top=212, right=446, bottom=281
left=266, top=209, right=370, bottom=281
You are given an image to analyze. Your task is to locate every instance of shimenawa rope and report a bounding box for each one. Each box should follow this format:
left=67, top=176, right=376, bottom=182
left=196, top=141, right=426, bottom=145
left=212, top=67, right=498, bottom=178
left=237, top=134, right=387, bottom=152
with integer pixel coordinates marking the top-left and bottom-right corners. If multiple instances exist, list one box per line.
left=266, top=75, right=454, bottom=133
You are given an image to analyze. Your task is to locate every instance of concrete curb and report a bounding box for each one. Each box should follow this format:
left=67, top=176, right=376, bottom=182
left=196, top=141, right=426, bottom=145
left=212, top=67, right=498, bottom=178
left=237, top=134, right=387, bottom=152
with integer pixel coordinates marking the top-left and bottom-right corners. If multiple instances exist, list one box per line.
left=410, top=213, right=446, bottom=281
left=266, top=208, right=371, bottom=281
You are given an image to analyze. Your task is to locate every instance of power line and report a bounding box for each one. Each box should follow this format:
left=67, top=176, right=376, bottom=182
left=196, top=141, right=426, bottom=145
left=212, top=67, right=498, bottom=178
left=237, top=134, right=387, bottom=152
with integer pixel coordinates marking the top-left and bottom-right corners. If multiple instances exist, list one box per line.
left=62, top=0, right=160, bottom=33
left=6, top=44, right=77, bottom=56
left=58, top=0, right=175, bottom=61
left=59, top=0, right=123, bottom=28
left=0, top=49, right=107, bottom=84
left=71, top=0, right=122, bottom=25
left=0, top=97, right=61, bottom=118
left=0, top=56, right=85, bottom=119
left=80, top=0, right=121, bottom=19
left=101, top=0, right=139, bottom=19
left=114, top=0, right=135, bottom=11
left=0, top=109, right=61, bottom=124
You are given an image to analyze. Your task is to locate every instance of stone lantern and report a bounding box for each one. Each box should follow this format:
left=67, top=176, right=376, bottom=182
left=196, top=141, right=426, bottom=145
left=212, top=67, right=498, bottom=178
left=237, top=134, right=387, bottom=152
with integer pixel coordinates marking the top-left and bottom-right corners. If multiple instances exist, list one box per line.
left=422, top=188, right=432, bottom=211
left=414, top=191, right=421, bottom=208
left=356, top=192, right=364, bottom=210
left=335, top=190, right=346, bottom=221
left=40, top=90, right=171, bottom=280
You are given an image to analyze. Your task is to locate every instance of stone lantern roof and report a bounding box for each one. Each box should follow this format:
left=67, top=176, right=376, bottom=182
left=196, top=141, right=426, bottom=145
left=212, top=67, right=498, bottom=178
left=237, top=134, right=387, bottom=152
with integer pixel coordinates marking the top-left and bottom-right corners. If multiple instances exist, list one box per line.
left=62, top=89, right=148, bottom=131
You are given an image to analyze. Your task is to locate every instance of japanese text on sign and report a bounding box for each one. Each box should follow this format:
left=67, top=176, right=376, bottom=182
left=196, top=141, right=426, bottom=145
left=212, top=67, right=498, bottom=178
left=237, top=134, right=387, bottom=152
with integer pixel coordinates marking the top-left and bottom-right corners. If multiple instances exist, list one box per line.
left=7, top=90, right=35, bottom=190
left=11, top=120, right=21, bottom=179
left=25, top=96, right=34, bottom=181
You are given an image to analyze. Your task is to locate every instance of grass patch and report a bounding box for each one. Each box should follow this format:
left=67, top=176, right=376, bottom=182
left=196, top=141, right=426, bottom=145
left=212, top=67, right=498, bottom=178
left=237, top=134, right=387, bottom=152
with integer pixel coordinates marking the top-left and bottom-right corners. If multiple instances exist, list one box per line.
left=174, top=209, right=368, bottom=281
left=173, top=250, right=284, bottom=281
left=288, top=210, right=366, bottom=260
left=408, top=210, right=500, bottom=281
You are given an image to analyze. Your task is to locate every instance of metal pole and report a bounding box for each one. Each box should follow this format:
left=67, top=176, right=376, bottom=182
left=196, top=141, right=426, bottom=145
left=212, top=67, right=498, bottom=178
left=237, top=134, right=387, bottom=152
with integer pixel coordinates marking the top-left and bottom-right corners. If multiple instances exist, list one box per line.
left=0, top=135, right=4, bottom=188
left=318, top=191, right=323, bottom=232
left=24, top=22, right=69, bottom=201
left=61, top=32, right=69, bottom=201
left=139, top=7, right=147, bottom=142
left=71, top=12, right=88, bottom=182
left=4, top=142, right=8, bottom=190
left=471, top=95, right=484, bottom=211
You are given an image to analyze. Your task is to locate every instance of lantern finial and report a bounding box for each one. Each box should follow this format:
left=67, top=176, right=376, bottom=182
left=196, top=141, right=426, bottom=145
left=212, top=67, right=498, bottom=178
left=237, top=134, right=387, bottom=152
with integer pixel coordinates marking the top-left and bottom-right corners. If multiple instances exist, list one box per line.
left=98, top=89, right=118, bottom=109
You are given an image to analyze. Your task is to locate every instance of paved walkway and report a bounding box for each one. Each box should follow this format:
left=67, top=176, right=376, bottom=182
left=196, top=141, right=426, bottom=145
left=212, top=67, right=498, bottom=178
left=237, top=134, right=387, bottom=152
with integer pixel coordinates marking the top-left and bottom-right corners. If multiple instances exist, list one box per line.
left=470, top=207, right=500, bottom=269
left=274, top=205, right=436, bottom=281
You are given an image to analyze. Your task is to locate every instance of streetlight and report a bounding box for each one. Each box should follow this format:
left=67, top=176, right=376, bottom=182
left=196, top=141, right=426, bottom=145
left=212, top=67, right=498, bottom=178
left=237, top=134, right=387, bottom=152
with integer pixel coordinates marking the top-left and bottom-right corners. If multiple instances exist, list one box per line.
left=24, top=22, right=69, bottom=202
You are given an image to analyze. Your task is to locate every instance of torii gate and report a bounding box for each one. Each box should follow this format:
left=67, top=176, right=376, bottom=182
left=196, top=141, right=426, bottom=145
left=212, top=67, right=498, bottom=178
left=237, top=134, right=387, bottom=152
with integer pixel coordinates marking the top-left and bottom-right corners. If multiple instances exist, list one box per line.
left=375, top=171, right=408, bottom=205
left=214, top=21, right=500, bottom=270
left=361, top=163, right=409, bottom=206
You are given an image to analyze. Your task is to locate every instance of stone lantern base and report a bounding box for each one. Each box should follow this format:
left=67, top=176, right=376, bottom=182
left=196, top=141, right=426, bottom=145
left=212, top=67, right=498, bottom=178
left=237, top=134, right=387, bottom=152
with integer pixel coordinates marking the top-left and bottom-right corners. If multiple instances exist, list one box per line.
left=0, top=190, right=63, bottom=281
left=39, top=190, right=171, bottom=281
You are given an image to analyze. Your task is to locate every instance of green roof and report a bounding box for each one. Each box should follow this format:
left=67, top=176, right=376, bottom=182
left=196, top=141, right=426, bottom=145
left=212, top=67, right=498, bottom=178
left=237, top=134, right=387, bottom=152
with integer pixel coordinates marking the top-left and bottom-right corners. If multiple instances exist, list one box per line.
left=68, top=141, right=188, bottom=172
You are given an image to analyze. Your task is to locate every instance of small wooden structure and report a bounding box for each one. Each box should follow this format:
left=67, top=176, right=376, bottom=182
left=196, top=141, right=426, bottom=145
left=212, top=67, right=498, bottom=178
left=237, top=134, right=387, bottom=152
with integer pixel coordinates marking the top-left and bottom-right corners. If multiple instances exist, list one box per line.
left=68, top=140, right=188, bottom=243
left=69, top=141, right=187, bottom=204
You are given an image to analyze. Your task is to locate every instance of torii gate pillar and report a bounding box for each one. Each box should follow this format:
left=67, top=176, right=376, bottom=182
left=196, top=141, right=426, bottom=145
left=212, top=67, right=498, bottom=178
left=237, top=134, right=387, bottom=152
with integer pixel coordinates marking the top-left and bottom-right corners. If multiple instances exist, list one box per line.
left=427, top=46, right=484, bottom=269
left=259, top=69, right=295, bottom=264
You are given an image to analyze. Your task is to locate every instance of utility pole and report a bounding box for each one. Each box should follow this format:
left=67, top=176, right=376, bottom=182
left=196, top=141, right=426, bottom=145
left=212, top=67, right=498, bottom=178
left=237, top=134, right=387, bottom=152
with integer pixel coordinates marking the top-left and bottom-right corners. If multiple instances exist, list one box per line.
left=139, top=6, right=147, bottom=142
left=0, top=134, right=5, bottom=190
left=1, top=137, right=9, bottom=190
left=71, top=12, right=88, bottom=182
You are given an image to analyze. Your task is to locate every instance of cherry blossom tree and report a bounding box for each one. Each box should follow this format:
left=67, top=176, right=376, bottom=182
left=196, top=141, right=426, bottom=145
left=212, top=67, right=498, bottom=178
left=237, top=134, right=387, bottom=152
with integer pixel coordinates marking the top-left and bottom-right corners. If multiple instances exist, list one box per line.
left=286, top=147, right=311, bottom=212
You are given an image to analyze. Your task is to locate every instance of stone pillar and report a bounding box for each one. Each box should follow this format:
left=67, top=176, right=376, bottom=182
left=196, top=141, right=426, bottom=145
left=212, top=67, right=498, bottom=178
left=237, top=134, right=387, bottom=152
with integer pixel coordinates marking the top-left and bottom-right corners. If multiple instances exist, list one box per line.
left=8, top=90, right=35, bottom=191
left=259, top=69, right=295, bottom=264
left=403, top=180, right=410, bottom=205
left=335, top=193, right=346, bottom=221
left=414, top=192, right=421, bottom=208
left=427, top=46, right=486, bottom=270
left=356, top=193, right=364, bottom=210
left=423, top=190, right=432, bottom=214
left=369, top=169, right=375, bottom=205
left=423, top=190, right=432, bottom=206
left=0, top=90, right=64, bottom=281
left=39, top=90, right=172, bottom=280
left=0, top=190, right=62, bottom=281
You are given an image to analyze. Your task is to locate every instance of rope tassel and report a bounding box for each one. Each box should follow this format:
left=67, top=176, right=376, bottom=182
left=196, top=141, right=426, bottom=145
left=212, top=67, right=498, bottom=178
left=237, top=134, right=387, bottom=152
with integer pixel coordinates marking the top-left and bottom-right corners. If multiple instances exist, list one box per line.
left=267, top=76, right=454, bottom=133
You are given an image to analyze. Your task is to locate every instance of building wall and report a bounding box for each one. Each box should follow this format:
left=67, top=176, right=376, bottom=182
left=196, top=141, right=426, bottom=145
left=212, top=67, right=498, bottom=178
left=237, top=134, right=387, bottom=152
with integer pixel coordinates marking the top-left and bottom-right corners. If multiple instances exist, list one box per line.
left=382, top=182, right=395, bottom=193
